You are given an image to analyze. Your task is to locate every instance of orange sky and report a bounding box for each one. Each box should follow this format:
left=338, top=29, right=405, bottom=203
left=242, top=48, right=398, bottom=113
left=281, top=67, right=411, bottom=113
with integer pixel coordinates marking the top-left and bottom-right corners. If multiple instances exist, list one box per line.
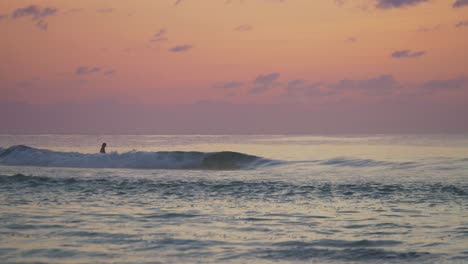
left=1, top=0, right=467, bottom=106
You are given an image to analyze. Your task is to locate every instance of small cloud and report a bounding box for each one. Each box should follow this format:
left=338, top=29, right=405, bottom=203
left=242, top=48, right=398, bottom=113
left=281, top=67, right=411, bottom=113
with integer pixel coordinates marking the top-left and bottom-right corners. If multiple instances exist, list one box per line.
left=417, top=24, right=441, bottom=32
left=17, top=78, right=40, bottom=88
left=12, top=5, right=57, bottom=19
left=226, top=0, right=286, bottom=3
left=456, top=20, right=468, bottom=28
left=254, top=72, right=280, bottom=85
left=345, top=37, right=357, bottom=42
left=75, top=66, right=101, bottom=75
left=65, top=8, right=83, bottom=14
left=217, top=81, right=245, bottom=89
left=169, top=45, right=193, bottom=52
left=331, top=75, right=400, bottom=95
left=250, top=72, right=281, bottom=94
left=420, top=77, right=468, bottom=91
left=288, top=79, right=306, bottom=88
left=11, top=5, right=57, bottom=30
left=391, top=49, right=425, bottom=58
left=35, top=19, right=48, bottom=30
left=335, top=0, right=345, bottom=6
left=0, top=14, right=8, bottom=21
left=97, top=8, right=113, bottom=13
left=175, top=0, right=184, bottom=5
left=103, top=70, right=116, bottom=76
left=453, top=0, right=468, bottom=8
left=151, top=28, right=168, bottom=42
left=235, top=24, right=253, bottom=32
left=249, top=86, right=270, bottom=94
left=287, top=80, right=325, bottom=97
left=376, top=0, right=429, bottom=9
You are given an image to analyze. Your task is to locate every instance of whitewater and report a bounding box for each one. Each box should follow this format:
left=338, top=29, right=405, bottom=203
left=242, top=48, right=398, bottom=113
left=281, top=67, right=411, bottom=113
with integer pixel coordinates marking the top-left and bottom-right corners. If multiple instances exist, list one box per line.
left=0, top=134, right=467, bottom=263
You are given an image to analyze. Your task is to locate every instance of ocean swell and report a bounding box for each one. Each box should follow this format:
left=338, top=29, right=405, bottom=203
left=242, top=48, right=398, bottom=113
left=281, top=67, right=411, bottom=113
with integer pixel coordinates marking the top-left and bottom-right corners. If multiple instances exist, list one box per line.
left=319, top=157, right=417, bottom=168
left=0, top=145, right=275, bottom=170
left=1, top=174, right=466, bottom=202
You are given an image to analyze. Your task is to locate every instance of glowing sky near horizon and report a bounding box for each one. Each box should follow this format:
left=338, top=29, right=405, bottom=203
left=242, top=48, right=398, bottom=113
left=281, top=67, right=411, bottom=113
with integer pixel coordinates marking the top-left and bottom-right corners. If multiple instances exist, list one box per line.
left=1, top=0, right=468, bottom=133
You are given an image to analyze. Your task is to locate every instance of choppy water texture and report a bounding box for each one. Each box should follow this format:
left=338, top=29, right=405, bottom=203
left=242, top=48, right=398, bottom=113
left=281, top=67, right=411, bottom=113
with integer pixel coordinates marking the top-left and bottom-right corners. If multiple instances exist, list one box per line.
left=0, top=135, right=467, bottom=263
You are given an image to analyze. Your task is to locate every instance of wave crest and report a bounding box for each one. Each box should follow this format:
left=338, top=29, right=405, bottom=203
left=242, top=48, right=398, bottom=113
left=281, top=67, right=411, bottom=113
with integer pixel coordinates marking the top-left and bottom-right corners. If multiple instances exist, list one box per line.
left=0, top=145, right=276, bottom=170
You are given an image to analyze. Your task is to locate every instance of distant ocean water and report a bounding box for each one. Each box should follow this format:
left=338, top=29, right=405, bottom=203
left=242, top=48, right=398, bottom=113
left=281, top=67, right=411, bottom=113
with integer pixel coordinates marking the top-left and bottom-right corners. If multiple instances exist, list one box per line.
left=0, top=134, right=467, bottom=263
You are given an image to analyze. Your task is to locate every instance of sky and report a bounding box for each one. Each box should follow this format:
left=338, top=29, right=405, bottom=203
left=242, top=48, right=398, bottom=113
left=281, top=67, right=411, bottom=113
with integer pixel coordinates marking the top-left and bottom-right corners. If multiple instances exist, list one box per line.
left=1, top=0, right=468, bottom=134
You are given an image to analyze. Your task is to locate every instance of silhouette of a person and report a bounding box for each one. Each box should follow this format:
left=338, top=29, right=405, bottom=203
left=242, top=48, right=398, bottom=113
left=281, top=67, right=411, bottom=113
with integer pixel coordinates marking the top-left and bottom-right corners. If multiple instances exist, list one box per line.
left=100, top=143, right=107, bottom=153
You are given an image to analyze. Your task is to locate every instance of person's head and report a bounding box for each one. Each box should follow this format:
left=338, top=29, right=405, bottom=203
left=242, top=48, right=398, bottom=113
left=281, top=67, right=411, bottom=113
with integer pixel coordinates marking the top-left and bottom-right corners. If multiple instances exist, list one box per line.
left=102, top=143, right=107, bottom=148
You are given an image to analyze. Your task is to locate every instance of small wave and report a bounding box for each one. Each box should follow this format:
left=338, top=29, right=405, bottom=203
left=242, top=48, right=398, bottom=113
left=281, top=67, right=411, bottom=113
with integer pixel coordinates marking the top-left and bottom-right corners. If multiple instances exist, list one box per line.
left=319, top=157, right=417, bottom=168
left=1, top=174, right=466, bottom=202
left=0, top=145, right=276, bottom=170
left=273, top=239, right=402, bottom=248
left=228, top=240, right=435, bottom=262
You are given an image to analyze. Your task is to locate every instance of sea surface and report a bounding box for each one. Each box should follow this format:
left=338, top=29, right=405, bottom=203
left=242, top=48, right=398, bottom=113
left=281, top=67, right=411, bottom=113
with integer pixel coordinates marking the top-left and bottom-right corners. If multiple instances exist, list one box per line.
left=0, top=134, right=467, bottom=263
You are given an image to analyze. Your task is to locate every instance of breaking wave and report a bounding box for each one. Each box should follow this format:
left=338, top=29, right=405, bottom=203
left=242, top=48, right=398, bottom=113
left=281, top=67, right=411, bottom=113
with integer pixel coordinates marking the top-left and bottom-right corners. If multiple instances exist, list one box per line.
left=1, top=145, right=465, bottom=171
left=0, top=145, right=278, bottom=170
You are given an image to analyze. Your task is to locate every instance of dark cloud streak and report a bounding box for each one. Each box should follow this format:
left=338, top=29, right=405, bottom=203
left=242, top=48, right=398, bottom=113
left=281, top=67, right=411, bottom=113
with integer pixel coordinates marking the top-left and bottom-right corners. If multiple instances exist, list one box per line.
left=75, top=66, right=101, bottom=75
left=453, top=0, right=468, bottom=8
left=12, top=5, right=57, bottom=19
left=169, top=45, right=193, bottom=52
left=391, top=49, right=425, bottom=58
left=376, top=0, right=429, bottom=9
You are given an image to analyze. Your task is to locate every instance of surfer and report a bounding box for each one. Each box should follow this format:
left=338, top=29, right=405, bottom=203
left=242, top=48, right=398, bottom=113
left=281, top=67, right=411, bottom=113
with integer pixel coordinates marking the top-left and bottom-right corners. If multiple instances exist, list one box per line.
left=100, top=143, right=107, bottom=154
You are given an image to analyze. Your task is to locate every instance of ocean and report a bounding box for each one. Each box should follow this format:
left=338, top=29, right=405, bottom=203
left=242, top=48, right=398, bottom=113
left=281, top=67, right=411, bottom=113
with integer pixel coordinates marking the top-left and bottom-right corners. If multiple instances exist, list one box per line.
left=0, top=134, right=467, bottom=263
